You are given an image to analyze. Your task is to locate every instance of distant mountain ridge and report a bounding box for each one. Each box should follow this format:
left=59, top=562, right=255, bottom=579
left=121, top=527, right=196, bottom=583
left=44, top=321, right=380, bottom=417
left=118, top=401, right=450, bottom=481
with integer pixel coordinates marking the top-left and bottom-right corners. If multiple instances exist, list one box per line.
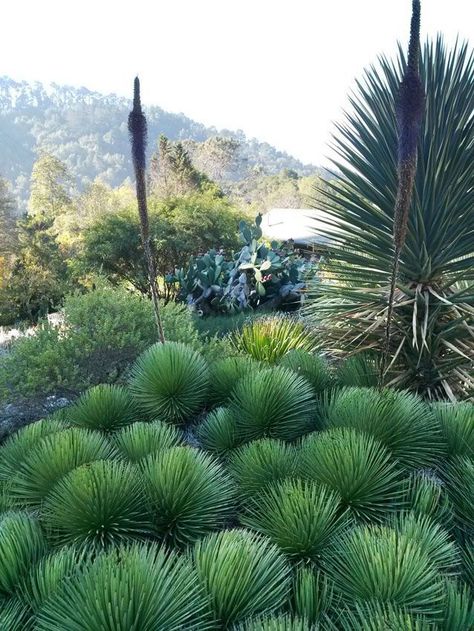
left=0, top=77, right=317, bottom=209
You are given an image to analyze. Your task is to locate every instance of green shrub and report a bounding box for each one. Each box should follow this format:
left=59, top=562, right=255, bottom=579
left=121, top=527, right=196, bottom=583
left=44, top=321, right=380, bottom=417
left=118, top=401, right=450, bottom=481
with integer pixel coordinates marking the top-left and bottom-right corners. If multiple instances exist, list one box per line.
left=113, top=420, right=182, bottom=462
left=299, top=428, right=403, bottom=521
left=279, top=350, right=332, bottom=393
left=242, top=479, right=347, bottom=563
left=141, top=446, right=235, bottom=546
left=402, top=472, right=453, bottom=526
left=228, top=439, right=298, bottom=500
left=0, top=599, right=31, bottom=631
left=196, top=407, right=241, bottom=457
left=441, top=580, right=474, bottom=631
left=461, top=544, right=474, bottom=588
left=8, top=428, right=115, bottom=506
left=236, top=614, right=318, bottom=630
left=68, top=384, right=137, bottom=433
left=232, top=316, right=317, bottom=364
left=35, top=543, right=209, bottom=631
left=321, top=387, right=444, bottom=469
left=43, top=460, right=151, bottom=548
left=442, top=456, right=474, bottom=537
left=209, top=356, right=263, bottom=406
left=433, top=402, right=474, bottom=459
left=129, top=342, right=209, bottom=423
left=230, top=367, right=315, bottom=442
left=193, top=529, right=291, bottom=627
left=336, top=602, right=432, bottom=630
left=291, top=567, right=336, bottom=625
left=335, top=353, right=380, bottom=388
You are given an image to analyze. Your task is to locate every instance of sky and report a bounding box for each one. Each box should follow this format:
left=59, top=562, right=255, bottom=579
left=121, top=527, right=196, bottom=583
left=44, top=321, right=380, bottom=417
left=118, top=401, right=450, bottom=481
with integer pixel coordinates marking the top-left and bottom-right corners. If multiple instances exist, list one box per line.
left=2, top=0, right=473, bottom=166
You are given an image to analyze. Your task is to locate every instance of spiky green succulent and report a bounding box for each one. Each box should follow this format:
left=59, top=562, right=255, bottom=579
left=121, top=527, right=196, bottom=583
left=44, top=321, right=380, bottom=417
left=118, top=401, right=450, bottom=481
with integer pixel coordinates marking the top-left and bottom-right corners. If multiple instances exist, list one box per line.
left=68, top=384, right=138, bottom=433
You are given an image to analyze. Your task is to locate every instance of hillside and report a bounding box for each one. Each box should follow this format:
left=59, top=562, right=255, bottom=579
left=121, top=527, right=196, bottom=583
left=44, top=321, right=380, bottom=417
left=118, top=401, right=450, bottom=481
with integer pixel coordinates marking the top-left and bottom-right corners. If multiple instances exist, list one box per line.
left=0, top=77, right=317, bottom=210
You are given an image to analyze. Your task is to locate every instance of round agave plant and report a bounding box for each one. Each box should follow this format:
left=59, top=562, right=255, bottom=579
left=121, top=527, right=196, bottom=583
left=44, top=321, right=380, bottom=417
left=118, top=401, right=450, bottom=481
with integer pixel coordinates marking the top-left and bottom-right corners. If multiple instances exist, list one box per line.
left=129, top=342, right=209, bottom=423
left=68, top=384, right=138, bottom=433
left=335, top=601, right=432, bottom=630
left=442, top=456, right=474, bottom=537
left=291, top=567, right=336, bottom=625
left=209, top=356, right=263, bottom=406
left=235, top=614, right=317, bottom=630
left=441, top=580, right=474, bottom=631
left=432, top=402, right=474, bottom=459
left=402, top=471, right=453, bottom=526
left=113, top=420, right=183, bottom=462
left=279, top=350, right=332, bottom=394
left=196, top=407, right=241, bottom=457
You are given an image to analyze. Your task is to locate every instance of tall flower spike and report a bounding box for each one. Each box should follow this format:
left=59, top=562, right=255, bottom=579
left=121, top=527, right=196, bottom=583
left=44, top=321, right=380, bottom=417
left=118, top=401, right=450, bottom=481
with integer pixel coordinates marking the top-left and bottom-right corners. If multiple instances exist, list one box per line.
left=128, top=77, right=165, bottom=343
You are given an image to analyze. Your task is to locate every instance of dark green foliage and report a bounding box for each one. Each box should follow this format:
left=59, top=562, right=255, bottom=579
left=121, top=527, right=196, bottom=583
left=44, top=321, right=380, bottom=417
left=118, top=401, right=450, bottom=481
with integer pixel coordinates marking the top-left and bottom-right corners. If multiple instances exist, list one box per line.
left=193, top=529, right=291, bottom=627
left=209, top=356, right=262, bottom=406
left=196, top=407, right=241, bottom=457
left=336, top=602, right=431, bottom=630
left=279, top=350, right=332, bottom=393
left=129, top=342, right=209, bottom=423
left=236, top=614, right=319, bottom=630
left=113, top=420, right=182, bottom=462
left=335, top=353, right=380, bottom=388
left=43, top=460, right=151, bottom=548
left=291, top=567, right=336, bottom=626
left=242, top=479, right=347, bottom=563
left=402, top=471, right=452, bottom=526
left=35, top=543, right=209, bottom=631
left=300, top=428, right=403, bottom=521
left=230, top=367, right=315, bottom=442
left=433, top=402, right=474, bottom=458
left=442, top=457, right=474, bottom=536
left=141, top=447, right=235, bottom=546
left=440, top=580, right=474, bottom=631
left=0, top=599, right=31, bottom=631
left=68, top=384, right=137, bottom=432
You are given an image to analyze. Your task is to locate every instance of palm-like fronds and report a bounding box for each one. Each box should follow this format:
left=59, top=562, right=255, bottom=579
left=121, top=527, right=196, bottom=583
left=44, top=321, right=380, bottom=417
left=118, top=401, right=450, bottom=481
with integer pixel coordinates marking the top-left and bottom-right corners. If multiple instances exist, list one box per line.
left=196, top=407, right=241, bottom=457
left=230, top=367, right=315, bottom=442
left=0, top=599, right=31, bottom=631
left=113, top=420, right=182, bottom=462
left=306, top=38, right=474, bottom=400
left=279, top=350, right=332, bottom=393
left=43, top=460, right=152, bottom=548
left=461, top=543, right=474, bottom=589
left=323, top=524, right=444, bottom=618
left=129, top=342, right=209, bottom=423
left=442, top=456, right=474, bottom=537
left=242, top=479, right=347, bottom=563
left=402, top=471, right=452, bottom=526
left=209, top=356, right=263, bottom=406
left=36, top=543, right=209, bottom=630
left=433, top=402, right=474, bottom=458
left=0, top=512, right=46, bottom=597
left=440, top=580, right=474, bottom=631
left=291, top=567, right=337, bottom=625
left=141, top=446, right=235, bottom=546
left=193, top=529, right=291, bottom=627
left=335, top=353, right=380, bottom=388
left=229, top=439, right=298, bottom=501
left=321, top=387, right=444, bottom=468
left=299, top=428, right=403, bottom=521
left=68, top=384, right=137, bottom=433
left=8, top=428, right=115, bottom=506
left=232, top=316, right=317, bottom=364
left=235, top=614, right=320, bottom=630
left=336, top=602, right=432, bottom=630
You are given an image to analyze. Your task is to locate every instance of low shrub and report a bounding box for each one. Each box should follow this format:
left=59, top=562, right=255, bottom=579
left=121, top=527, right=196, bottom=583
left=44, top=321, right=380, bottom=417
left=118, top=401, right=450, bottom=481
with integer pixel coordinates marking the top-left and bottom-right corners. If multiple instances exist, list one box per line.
left=279, top=349, right=332, bottom=393
left=113, top=420, right=183, bottom=462
left=197, top=407, right=241, bottom=457
left=209, top=356, right=263, bottom=406
left=291, top=567, right=336, bottom=625
left=67, top=384, right=137, bottom=433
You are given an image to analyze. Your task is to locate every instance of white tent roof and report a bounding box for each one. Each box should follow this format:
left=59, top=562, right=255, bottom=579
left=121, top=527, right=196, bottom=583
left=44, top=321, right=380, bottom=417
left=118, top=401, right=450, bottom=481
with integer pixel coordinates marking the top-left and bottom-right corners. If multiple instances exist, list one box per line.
left=261, top=208, right=337, bottom=245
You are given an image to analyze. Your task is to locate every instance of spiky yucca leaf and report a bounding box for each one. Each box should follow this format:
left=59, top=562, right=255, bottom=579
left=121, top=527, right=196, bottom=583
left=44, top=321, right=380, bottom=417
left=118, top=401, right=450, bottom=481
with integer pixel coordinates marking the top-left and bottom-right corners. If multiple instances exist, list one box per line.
left=336, top=602, right=432, bottom=630
left=193, top=529, right=291, bottom=627
left=68, top=384, right=137, bottom=432
left=236, top=614, right=320, bottom=630
left=129, top=342, right=209, bottom=423
left=36, top=543, right=209, bottom=631
left=242, top=479, right=347, bottom=563
left=230, top=367, right=315, bottom=442
left=433, top=402, right=474, bottom=459
left=403, top=471, right=452, bottom=526
left=196, top=407, right=241, bottom=457
left=300, top=428, right=403, bottom=520
left=43, top=460, right=152, bottom=548
left=291, top=567, right=336, bottom=625
left=232, top=315, right=317, bottom=364
left=322, top=387, right=444, bottom=468
left=440, top=580, right=474, bottom=631
left=113, top=420, right=182, bottom=462
left=461, top=543, right=474, bottom=589
left=229, top=439, right=297, bottom=501
left=279, top=350, right=332, bottom=394
left=209, top=356, right=263, bottom=406
left=141, top=446, right=235, bottom=546
left=335, top=353, right=380, bottom=388
left=323, top=524, right=444, bottom=618
left=0, top=599, right=31, bottom=631
left=8, top=428, right=115, bottom=506
left=442, top=457, right=474, bottom=537
left=0, top=512, right=46, bottom=597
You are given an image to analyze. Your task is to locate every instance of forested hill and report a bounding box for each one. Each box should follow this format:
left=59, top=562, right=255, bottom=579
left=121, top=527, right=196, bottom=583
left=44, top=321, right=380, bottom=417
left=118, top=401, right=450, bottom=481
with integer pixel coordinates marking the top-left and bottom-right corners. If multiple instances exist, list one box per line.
left=0, top=77, right=317, bottom=209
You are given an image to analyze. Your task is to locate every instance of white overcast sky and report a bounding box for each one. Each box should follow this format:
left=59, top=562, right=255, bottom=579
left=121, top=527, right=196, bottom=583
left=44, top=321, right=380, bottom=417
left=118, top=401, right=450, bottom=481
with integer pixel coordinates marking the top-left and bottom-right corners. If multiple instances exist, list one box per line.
left=2, top=1, right=473, bottom=165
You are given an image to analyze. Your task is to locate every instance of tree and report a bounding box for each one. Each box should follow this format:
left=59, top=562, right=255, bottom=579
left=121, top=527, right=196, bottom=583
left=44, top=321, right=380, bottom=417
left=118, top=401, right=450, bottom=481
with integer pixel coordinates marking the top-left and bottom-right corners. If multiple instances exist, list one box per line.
left=0, top=177, right=18, bottom=259
left=29, top=154, right=73, bottom=220
left=182, top=136, right=242, bottom=182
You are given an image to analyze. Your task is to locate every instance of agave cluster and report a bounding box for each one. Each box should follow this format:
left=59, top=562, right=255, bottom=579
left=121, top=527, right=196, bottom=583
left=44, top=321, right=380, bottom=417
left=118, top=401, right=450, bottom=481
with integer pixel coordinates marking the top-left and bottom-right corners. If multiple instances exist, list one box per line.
left=0, top=335, right=472, bottom=629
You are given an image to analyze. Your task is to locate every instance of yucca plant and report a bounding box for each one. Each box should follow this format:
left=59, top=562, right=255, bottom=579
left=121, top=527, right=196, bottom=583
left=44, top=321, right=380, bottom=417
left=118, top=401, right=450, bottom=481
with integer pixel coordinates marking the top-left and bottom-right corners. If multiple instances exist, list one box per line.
left=403, top=471, right=453, bottom=526
left=0, top=512, right=46, bottom=597
left=43, top=460, right=152, bottom=548
left=230, top=367, right=315, bottom=442
left=129, top=342, right=209, bottom=423
left=279, top=350, right=332, bottom=393
left=291, top=566, right=337, bottom=625
left=196, top=407, right=241, bottom=457
left=68, top=384, right=137, bottom=433
left=335, top=353, right=380, bottom=388
left=113, top=420, right=182, bottom=462
left=141, top=446, right=235, bottom=546
left=433, top=402, right=474, bottom=459
left=461, top=543, right=474, bottom=588
left=442, top=456, right=474, bottom=538
left=228, top=439, right=298, bottom=501
left=193, top=529, right=291, bottom=627
left=440, top=580, right=474, bottom=631
left=209, top=356, right=263, bottom=406
left=299, top=428, right=403, bottom=521
left=0, top=599, right=31, bottom=631
left=232, top=315, right=317, bottom=364
left=235, top=614, right=319, bottom=631
left=336, top=602, right=432, bottom=631
left=321, top=387, right=444, bottom=469
left=242, top=479, right=347, bottom=564
left=8, top=428, right=116, bottom=506
left=323, top=523, right=445, bottom=618
left=36, top=543, right=209, bottom=630
left=306, top=37, right=474, bottom=400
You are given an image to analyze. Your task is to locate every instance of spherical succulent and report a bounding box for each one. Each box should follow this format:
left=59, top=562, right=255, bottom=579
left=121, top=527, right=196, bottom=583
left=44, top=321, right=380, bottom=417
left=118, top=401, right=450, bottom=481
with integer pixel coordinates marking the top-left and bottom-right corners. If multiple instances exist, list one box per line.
left=442, top=456, right=474, bottom=536
left=299, top=428, right=403, bottom=521
left=402, top=471, right=453, bottom=527
left=113, top=420, right=182, bottom=462
left=242, top=479, right=347, bottom=563
left=193, top=529, right=291, bottom=627
left=141, top=446, right=235, bottom=546
left=230, top=367, right=315, bottom=442
left=335, top=353, right=380, bottom=388
left=35, top=543, right=209, bottom=631
left=129, top=342, right=209, bottom=423
left=43, top=459, right=152, bottom=548
left=209, top=356, right=263, bottom=406
left=279, top=350, right=332, bottom=393
left=432, top=402, right=474, bottom=459
left=196, top=407, right=241, bottom=457
left=68, top=384, right=138, bottom=433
